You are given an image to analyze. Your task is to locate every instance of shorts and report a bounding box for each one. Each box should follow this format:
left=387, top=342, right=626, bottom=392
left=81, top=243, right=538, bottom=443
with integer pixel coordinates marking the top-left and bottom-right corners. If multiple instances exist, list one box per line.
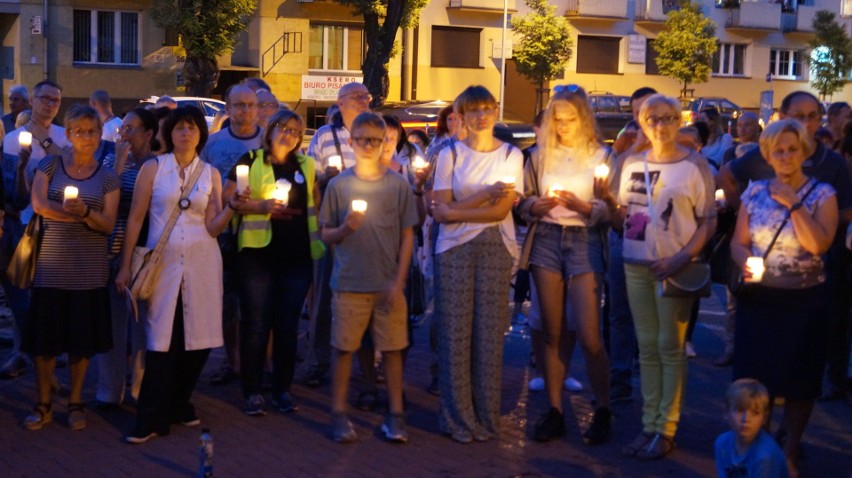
left=331, top=291, right=409, bottom=352
left=528, top=222, right=605, bottom=278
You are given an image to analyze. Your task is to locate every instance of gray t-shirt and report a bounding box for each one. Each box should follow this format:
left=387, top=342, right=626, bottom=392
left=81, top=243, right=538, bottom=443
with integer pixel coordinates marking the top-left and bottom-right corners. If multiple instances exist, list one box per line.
left=200, top=126, right=263, bottom=183
left=319, top=167, right=419, bottom=292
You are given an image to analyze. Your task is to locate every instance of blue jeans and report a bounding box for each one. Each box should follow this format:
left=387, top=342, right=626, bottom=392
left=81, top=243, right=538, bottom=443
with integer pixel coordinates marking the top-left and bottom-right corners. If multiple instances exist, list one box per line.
left=607, top=231, right=636, bottom=391
left=1, top=216, right=30, bottom=354
left=238, top=248, right=312, bottom=398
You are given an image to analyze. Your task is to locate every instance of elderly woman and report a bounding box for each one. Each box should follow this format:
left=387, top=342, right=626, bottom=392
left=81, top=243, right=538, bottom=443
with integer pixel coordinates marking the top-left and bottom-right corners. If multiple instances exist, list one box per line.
left=610, top=94, right=716, bottom=459
left=730, top=119, right=838, bottom=477
left=222, top=110, right=324, bottom=416
left=431, top=86, right=523, bottom=443
left=23, top=104, right=120, bottom=431
left=95, top=108, right=160, bottom=408
left=116, top=107, right=240, bottom=443
left=517, top=85, right=613, bottom=444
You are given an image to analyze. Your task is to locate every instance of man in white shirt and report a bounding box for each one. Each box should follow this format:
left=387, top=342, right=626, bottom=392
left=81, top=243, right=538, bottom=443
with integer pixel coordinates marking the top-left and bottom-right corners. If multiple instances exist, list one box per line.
left=90, top=90, right=122, bottom=143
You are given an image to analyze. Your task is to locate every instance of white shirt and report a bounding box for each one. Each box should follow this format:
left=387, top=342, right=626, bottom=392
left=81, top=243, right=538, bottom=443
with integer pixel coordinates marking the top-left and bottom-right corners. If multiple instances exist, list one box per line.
left=102, top=116, right=123, bottom=143
left=540, top=145, right=606, bottom=227
left=433, top=141, right=523, bottom=257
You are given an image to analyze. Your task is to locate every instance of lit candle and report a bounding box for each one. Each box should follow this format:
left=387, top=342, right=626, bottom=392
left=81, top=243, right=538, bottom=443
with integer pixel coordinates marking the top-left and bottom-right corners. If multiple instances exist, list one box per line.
left=745, top=257, right=765, bottom=283
left=236, top=165, right=250, bottom=192
left=715, top=189, right=726, bottom=203
left=501, top=175, right=516, bottom=186
left=64, top=186, right=79, bottom=202
left=412, top=155, right=428, bottom=171
left=549, top=183, right=563, bottom=198
left=272, top=179, right=292, bottom=203
left=18, top=131, right=32, bottom=148
left=351, top=199, right=368, bottom=213
left=594, top=163, right=610, bottom=179
left=328, top=155, right=342, bottom=170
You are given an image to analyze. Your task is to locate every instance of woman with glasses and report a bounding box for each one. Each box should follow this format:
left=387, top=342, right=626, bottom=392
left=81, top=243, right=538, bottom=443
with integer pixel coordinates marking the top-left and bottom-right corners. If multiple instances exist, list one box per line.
left=430, top=86, right=523, bottom=443
left=605, top=95, right=716, bottom=460
left=95, top=108, right=160, bottom=409
left=222, top=110, right=325, bottom=416
left=23, top=105, right=120, bottom=431
left=516, top=85, right=614, bottom=444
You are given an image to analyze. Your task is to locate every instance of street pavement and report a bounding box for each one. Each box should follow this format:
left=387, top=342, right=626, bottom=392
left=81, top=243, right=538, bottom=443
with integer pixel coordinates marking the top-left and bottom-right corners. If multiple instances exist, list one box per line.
left=1, top=288, right=850, bottom=478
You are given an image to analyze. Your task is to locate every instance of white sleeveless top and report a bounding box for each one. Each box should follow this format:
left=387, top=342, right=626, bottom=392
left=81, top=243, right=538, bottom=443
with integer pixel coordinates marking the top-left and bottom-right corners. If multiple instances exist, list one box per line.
left=145, top=154, right=224, bottom=352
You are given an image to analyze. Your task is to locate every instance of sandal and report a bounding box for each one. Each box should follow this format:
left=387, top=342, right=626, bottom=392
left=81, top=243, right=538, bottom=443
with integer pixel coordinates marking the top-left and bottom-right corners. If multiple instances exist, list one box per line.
left=636, top=433, right=674, bottom=460
left=68, top=402, right=87, bottom=431
left=24, top=402, right=53, bottom=431
left=621, top=431, right=653, bottom=456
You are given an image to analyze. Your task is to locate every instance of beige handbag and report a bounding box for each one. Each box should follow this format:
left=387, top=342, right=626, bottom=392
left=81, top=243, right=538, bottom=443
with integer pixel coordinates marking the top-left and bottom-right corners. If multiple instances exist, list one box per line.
left=6, top=216, right=42, bottom=289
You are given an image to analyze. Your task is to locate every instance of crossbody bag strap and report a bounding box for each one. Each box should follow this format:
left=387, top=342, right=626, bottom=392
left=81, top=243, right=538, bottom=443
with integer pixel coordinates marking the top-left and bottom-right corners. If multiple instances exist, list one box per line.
left=330, top=127, right=345, bottom=170
left=150, top=159, right=206, bottom=254
left=642, top=152, right=659, bottom=261
left=761, top=179, right=820, bottom=260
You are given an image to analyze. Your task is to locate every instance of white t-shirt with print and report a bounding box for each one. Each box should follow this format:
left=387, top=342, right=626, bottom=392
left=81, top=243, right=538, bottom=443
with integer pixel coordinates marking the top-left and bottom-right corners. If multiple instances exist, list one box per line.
left=539, top=145, right=607, bottom=227
left=433, top=141, right=523, bottom=257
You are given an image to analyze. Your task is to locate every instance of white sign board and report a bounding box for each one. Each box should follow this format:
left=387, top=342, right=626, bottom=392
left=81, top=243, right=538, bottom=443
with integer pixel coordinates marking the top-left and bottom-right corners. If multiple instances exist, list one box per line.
left=492, top=41, right=513, bottom=59
left=628, top=35, right=646, bottom=64
left=301, top=75, right=364, bottom=101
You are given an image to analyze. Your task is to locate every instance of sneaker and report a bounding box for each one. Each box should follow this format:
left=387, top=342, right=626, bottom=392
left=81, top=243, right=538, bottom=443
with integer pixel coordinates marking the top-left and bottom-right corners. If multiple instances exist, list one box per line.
left=244, top=394, right=266, bottom=416
left=428, top=376, right=440, bottom=396
left=304, top=369, right=325, bottom=388
left=0, top=354, right=27, bottom=379
left=582, top=406, right=612, bottom=445
left=274, top=393, right=298, bottom=413
left=564, top=377, right=584, bottom=392
left=332, top=414, right=357, bottom=443
left=175, top=412, right=201, bottom=427
left=528, top=377, right=545, bottom=392
left=685, top=341, right=697, bottom=359
left=381, top=414, right=409, bottom=443
left=533, top=407, right=565, bottom=442
left=209, top=365, right=239, bottom=386
left=125, top=429, right=158, bottom=444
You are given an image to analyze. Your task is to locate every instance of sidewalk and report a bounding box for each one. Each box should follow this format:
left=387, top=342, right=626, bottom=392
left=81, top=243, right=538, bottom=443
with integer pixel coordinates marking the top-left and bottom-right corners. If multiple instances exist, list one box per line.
left=1, top=290, right=850, bottom=477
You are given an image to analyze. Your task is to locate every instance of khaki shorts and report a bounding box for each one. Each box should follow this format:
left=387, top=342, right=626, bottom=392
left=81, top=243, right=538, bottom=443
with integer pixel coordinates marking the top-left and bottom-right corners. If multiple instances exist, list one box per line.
left=331, top=291, right=409, bottom=352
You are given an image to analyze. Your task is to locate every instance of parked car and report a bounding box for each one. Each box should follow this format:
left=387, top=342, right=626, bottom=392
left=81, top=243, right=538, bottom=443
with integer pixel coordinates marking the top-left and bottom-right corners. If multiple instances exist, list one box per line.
left=588, top=92, right=633, bottom=142
left=140, top=96, right=226, bottom=128
left=681, top=97, right=743, bottom=135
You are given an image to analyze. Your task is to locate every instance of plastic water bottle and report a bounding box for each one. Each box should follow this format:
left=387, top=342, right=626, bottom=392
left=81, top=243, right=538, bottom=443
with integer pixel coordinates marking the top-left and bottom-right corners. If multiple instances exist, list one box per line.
left=198, top=427, right=213, bottom=478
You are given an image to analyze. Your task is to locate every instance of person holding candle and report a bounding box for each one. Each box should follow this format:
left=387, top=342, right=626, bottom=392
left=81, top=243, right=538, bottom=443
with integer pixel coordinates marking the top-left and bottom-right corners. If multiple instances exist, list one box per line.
left=729, top=119, right=838, bottom=477
left=515, top=85, right=614, bottom=444
left=22, top=104, right=120, bottom=430
left=608, top=94, right=717, bottom=460
left=222, top=109, right=325, bottom=416
left=116, top=107, right=241, bottom=443
left=430, top=85, right=523, bottom=443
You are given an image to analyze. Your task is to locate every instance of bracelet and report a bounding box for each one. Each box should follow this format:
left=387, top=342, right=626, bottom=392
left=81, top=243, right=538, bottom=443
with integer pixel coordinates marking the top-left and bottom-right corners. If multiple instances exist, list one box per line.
left=227, top=201, right=238, bottom=211
left=789, top=201, right=803, bottom=212
left=82, top=206, right=91, bottom=218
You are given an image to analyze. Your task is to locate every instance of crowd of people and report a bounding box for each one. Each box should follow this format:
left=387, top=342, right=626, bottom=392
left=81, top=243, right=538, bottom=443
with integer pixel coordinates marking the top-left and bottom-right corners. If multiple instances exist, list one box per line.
left=0, top=79, right=849, bottom=478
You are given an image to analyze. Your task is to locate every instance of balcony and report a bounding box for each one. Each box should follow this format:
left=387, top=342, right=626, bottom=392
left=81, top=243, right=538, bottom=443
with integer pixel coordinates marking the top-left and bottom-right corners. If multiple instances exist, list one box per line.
left=565, top=0, right=628, bottom=20
left=796, top=0, right=845, bottom=32
left=447, top=0, right=517, bottom=13
left=725, top=1, right=784, bottom=30
left=635, top=0, right=668, bottom=22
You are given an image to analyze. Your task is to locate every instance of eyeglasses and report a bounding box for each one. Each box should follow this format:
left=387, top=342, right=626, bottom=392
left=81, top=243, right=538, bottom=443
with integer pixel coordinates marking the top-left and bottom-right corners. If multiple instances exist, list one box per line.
left=553, top=84, right=582, bottom=95
left=118, top=125, right=141, bottom=134
left=341, top=93, right=373, bottom=103
left=645, top=115, right=679, bottom=127
left=35, top=95, right=60, bottom=105
left=230, top=102, right=257, bottom=110
left=259, top=102, right=278, bottom=109
left=273, top=123, right=301, bottom=137
left=790, top=112, right=821, bottom=123
left=352, top=137, right=384, bottom=148
left=71, top=128, right=100, bottom=138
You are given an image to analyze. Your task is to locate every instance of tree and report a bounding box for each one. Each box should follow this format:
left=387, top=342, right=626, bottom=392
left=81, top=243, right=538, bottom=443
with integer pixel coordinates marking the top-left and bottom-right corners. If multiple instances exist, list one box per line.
left=151, top=0, right=257, bottom=97
left=654, top=0, right=717, bottom=98
left=807, top=10, right=852, bottom=100
left=339, top=0, right=429, bottom=107
left=511, top=0, right=573, bottom=114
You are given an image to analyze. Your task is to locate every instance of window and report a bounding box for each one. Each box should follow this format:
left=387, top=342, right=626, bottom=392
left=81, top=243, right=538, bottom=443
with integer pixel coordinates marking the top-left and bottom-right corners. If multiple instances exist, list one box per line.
left=431, top=26, right=481, bottom=68
left=769, top=48, right=804, bottom=80
left=712, top=43, right=746, bottom=77
left=646, top=39, right=660, bottom=76
left=73, top=10, right=139, bottom=65
left=576, top=36, right=620, bottom=74
left=309, top=24, right=364, bottom=72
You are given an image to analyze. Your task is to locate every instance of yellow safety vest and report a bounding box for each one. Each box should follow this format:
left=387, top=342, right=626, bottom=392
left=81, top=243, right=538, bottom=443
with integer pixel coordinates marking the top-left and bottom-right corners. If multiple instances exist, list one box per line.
left=237, top=149, right=326, bottom=260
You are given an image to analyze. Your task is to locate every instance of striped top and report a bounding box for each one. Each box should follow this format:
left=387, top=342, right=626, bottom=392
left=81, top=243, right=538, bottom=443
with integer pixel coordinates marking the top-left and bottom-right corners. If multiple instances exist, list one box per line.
left=34, top=156, right=120, bottom=289
left=103, top=154, right=151, bottom=257
left=307, top=124, right=355, bottom=173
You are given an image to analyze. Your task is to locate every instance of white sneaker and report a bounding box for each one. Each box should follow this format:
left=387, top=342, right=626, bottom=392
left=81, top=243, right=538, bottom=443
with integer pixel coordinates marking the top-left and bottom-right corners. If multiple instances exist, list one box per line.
left=528, top=377, right=545, bottom=391
left=685, top=341, right=697, bottom=359
left=564, top=377, right=583, bottom=392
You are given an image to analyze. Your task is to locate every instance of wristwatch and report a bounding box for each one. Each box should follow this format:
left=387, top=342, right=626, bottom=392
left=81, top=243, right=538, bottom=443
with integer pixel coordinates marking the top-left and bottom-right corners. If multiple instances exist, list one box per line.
left=789, top=201, right=803, bottom=212
left=41, top=137, right=53, bottom=149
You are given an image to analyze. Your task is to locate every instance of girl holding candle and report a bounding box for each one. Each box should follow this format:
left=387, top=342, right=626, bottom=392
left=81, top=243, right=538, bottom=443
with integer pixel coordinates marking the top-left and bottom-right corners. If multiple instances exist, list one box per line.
left=23, top=105, right=120, bottom=431
left=515, top=85, right=614, bottom=444
left=729, top=119, right=838, bottom=477
left=222, top=109, right=325, bottom=416
left=430, top=86, right=522, bottom=443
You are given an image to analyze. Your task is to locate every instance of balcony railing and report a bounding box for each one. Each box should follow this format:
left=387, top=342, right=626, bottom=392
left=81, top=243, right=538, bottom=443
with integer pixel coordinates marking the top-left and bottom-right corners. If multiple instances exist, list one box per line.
left=565, top=0, right=628, bottom=19
left=635, top=0, right=668, bottom=21
left=448, top=0, right=517, bottom=11
left=726, top=1, right=783, bottom=29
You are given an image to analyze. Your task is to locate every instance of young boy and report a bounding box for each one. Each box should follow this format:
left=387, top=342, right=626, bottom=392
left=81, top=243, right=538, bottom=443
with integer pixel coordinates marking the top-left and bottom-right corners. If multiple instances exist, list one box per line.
left=319, top=112, right=419, bottom=443
left=715, top=379, right=789, bottom=478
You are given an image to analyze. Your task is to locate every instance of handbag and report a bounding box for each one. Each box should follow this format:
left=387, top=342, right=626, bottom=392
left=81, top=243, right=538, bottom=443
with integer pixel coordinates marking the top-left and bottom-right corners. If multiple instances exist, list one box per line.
left=640, top=153, right=712, bottom=298
left=129, top=160, right=206, bottom=301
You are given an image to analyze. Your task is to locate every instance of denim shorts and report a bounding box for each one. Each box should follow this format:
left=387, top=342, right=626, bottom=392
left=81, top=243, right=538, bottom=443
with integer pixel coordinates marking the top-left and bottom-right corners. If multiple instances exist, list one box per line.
left=528, top=222, right=605, bottom=278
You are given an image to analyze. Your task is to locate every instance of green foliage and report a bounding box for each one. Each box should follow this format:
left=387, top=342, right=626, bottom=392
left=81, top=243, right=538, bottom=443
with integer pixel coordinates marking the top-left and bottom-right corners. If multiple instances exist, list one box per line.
left=654, top=0, right=717, bottom=97
left=807, top=10, right=852, bottom=99
left=151, top=0, right=257, bottom=58
left=511, top=0, right=573, bottom=89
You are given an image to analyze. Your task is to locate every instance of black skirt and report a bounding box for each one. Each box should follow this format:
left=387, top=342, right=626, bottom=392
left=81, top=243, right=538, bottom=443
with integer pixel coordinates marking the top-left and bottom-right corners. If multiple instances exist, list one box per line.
left=733, top=283, right=830, bottom=400
left=22, top=287, right=112, bottom=358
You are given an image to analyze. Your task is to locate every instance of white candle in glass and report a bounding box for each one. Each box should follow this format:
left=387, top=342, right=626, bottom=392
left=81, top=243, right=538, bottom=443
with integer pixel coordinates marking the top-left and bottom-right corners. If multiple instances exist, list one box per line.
left=412, top=155, right=428, bottom=171
left=328, top=155, right=343, bottom=170
left=549, top=183, right=563, bottom=198
left=594, top=163, right=610, bottom=179
left=351, top=199, right=368, bottom=213
left=272, top=180, right=292, bottom=203
left=18, top=131, right=32, bottom=148
left=501, top=175, right=516, bottom=186
left=64, top=186, right=79, bottom=202
left=715, top=189, right=726, bottom=203
left=236, top=165, right=250, bottom=192
left=745, top=257, right=765, bottom=283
